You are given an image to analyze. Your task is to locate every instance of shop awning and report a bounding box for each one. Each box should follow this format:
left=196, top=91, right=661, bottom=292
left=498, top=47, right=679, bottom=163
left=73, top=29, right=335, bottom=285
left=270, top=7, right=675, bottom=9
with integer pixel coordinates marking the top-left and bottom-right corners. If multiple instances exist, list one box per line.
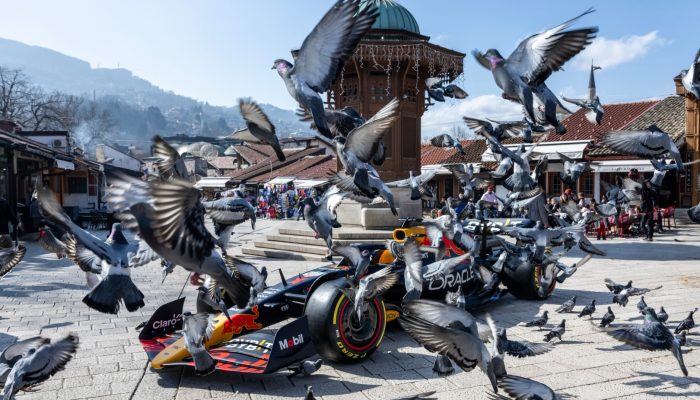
left=481, top=140, right=590, bottom=162
left=55, top=159, right=75, bottom=170
left=422, top=164, right=481, bottom=176
left=590, top=159, right=664, bottom=173
left=293, top=179, right=327, bottom=188
left=267, top=176, right=295, bottom=185
left=194, top=177, right=233, bottom=188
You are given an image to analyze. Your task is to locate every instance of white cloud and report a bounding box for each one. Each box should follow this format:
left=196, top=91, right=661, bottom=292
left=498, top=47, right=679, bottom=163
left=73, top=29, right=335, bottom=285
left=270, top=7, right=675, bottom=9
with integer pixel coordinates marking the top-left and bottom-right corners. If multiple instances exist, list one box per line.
left=421, top=94, right=523, bottom=139
left=574, top=31, right=669, bottom=70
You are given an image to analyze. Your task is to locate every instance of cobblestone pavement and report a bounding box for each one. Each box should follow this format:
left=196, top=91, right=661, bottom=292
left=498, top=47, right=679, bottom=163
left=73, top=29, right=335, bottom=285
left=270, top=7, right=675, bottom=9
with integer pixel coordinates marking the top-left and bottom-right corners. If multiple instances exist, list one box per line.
left=1, top=219, right=699, bottom=399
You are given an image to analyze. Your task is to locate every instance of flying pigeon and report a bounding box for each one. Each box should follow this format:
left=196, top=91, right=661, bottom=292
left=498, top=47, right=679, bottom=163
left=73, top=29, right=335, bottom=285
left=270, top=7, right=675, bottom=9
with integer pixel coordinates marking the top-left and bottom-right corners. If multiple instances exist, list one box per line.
left=1, top=334, right=79, bottom=400
left=195, top=283, right=230, bottom=321
left=288, top=359, right=323, bottom=378
left=222, top=255, right=267, bottom=307
left=444, top=285, right=466, bottom=310
left=272, top=0, right=379, bottom=139
left=329, top=170, right=397, bottom=216
left=680, top=48, right=700, bottom=99
left=303, top=196, right=335, bottom=250
left=429, top=133, right=465, bottom=155
left=483, top=132, right=549, bottom=192
left=657, top=307, right=669, bottom=324
left=232, top=98, right=286, bottom=162
left=563, top=63, right=604, bottom=125
left=202, top=196, right=257, bottom=252
left=557, top=152, right=591, bottom=185
left=602, top=307, right=687, bottom=376
left=182, top=312, right=216, bottom=376
left=333, top=245, right=371, bottom=285
left=38, top=188, right=146, bottom=314
left=473, top=8, right=597, bottom=133
left=600, top=307, right=615, bottom=328
left=604, top=278, right=632, bottom=294
left=464, top=116, right=527, bottom=141
left=602, top=124, right=685, bottom=172
left=444, top=163, right=489, bottom=198
left=0, top=245, right=26, bottom=279
left=152, top=135, right=189, bottom=180
left=487, top=375, right=563, bottom=400
left=426, top=77, right=468, bottom=102
left=386, top=169, right=438, bottom=201
left=674, top=308, right=697, bottom=334
left=525, top=311, right=548, bottom=328
left=578, top=299, right=596, bottom=318
left=432, top=354, right=455, bottom=377
left=496, top=328, right=552, bottom=358
left=333, top=98, right=399, bottom=198
left=106, top=176, right=251, bottom=309
left=637, top=296, right=648, bottom=314
left=63, top=233, right=102, bottom=289
left=37, top=226, right=67, bottom=259
left=544, top=320, right=566, bottom=342
left=556, top=296, right=576, bottom=313
left=344, top=266, right=399, bottom=323
left=399, top=313, right=498, bottom=392
left=402, top=240, right=424, bottom=304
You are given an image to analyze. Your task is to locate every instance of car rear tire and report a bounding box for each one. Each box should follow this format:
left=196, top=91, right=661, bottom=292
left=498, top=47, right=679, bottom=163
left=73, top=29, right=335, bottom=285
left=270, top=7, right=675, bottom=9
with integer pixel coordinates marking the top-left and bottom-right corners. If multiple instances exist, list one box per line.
left=305, top=278, right=387, bottom=363
left=501, top=262, right=556, bottom=300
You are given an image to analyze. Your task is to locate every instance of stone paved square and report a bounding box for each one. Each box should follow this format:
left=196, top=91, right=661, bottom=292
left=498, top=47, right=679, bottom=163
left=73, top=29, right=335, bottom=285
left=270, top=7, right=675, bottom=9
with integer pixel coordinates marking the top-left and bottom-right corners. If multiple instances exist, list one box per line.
left=1, top=218, right=699, bottom=399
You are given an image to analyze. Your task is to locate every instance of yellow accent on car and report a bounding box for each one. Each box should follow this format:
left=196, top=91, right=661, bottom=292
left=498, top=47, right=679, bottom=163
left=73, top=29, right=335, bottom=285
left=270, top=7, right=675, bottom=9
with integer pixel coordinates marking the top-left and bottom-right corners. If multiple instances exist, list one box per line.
left=386, top=309, right=400, bottom=322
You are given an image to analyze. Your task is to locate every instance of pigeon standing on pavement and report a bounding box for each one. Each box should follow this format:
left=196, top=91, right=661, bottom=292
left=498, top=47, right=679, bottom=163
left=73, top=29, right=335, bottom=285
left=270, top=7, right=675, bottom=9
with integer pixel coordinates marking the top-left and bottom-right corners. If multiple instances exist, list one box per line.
left=429, top=133, right=465, bottom=155
left=603, top=307, right=687, bottom=376
left=600, top=307, right=615, bottom=328
left=525, top=311, right=548, bottom=329
left=556, top=296, right=576, bottom=313
left=675, top=308, right=697, bottom=334
left=680, top=48, right=700, bottom=99
left=0, top=245, right=26, bottom=279
left=37, top=226, right=67, bottom=259
left=657, top=307, right=669, bottom=324
left=1, top=334, right=79, bottom=400
left=578, top=300, right=596, bottom=318
left=288, top=359, right=323, bottom=378
left=544, top=320, right=566, bottom=342
left=602, top=124, right=685, bottom=173
left=637, top=296, right=648, bottom=314
left=473, top=8, right=597, bottom=133
left=182, top=312, right=216, bottom=376
left=496, top=329, right=553, bottom=358
left=272, top=0, right=378, bottom=139
left=231, top=98, right=286, bottom=161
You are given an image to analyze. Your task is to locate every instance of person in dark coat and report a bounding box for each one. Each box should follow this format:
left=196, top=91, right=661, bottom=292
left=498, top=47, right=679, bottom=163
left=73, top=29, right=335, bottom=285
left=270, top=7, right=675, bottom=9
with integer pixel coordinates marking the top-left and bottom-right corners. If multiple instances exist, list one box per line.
left=640, top=179, right=657, bottom=241
left=0, top=196, right=20, bottom=247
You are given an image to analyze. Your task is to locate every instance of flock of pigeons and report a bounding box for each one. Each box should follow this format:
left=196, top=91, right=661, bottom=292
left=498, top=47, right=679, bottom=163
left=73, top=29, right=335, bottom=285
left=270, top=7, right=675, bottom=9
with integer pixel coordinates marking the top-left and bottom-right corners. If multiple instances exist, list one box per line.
left=1, top=1, right=699, bottom=399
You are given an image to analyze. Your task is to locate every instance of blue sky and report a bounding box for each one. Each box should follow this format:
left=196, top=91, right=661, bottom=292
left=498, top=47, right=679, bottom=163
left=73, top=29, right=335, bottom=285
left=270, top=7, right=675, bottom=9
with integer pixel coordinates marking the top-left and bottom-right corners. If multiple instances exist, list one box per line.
left=0, top=0, right=698, bottom=136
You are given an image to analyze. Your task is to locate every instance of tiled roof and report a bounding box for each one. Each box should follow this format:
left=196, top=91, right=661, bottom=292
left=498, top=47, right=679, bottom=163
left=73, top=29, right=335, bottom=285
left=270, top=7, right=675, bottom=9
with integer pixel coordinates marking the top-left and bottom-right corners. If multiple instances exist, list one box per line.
left=264, top=155, right=333, bottom=180
left=207, top=156, right=238, bottom=170
left=587, top=96, right=685, bottom=158
left=421, top=139, right=487, bottom=165
left=233, top=144, right=273, bottom=165
left=225, top=147, right=324, bottom=182
left=299, top=157, right=337, bottom=179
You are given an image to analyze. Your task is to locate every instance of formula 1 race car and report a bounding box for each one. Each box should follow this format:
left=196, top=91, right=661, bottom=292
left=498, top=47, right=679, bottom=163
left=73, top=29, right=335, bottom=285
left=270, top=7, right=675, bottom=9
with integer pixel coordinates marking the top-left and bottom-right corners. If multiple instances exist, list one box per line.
left=139, top=217, right=555, bottom=375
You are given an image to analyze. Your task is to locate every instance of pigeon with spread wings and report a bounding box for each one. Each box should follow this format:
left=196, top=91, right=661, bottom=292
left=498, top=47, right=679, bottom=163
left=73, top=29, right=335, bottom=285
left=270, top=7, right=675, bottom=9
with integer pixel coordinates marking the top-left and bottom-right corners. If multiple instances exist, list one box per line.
left=232, top=98, right=286, bottom=162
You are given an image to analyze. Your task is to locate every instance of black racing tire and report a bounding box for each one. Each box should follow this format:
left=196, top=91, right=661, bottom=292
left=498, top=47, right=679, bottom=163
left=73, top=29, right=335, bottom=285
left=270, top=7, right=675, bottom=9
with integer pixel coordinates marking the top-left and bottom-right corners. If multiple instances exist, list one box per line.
left=501, top=262, right=556, bottom=300
left=305, top=278, right=387, bottom=363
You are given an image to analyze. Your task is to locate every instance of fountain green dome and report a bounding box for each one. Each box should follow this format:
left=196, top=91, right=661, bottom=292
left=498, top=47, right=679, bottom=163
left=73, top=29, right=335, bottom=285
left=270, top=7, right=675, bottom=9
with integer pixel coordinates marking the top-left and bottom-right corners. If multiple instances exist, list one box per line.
left=360, top=0, right=420, bottom=34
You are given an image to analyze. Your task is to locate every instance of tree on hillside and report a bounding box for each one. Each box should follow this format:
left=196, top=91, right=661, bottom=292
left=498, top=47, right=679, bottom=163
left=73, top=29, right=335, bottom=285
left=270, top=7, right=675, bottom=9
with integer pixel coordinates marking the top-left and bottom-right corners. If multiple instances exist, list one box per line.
left=73, top=100, right=117, bottom=150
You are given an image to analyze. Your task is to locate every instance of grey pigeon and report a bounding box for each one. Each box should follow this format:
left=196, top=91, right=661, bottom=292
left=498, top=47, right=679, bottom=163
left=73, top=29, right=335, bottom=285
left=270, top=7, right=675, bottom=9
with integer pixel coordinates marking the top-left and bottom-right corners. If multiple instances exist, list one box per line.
left=272, top=0, right=378, bottom=139
left=160, top=259, right=176, bottom=284
left=0, top=337, right=48, bottom=387
left=303, top=196, right=335, bottom=250
left=676, top=331, right=687, bottom=347
left=320, top=184, right=375, bottom=224
left=0, top=245, right=26, bottom=279
left=563, top=63, right=604, bottom=125
left=333, top=245, right=371, bottom=285
left=445, top=285, right=466, bottom=310
left=37, top=226, right=66, bottom=259
left=689, top=204, right=700, bottom=223
left=602, top=124, right=685, bottom=172
left=1, top=334, right=78, bottom=400
left=603, top=307, right=687, bottom=376
left=636, top=296, right=647, bottom=314
left=604, top=278, right=632, bottom=294
left=675, top=308, right=697, bottom=334
left=432, top=354, right=454, bottom=376
left=232, top=98, right=285, bottom=161
left=152, top=135, right=189, bottom=180
left=612, top=291, right=629, bottom=307
left=426, top=77, right=468, bottom=102
left=402, top=240, right=424, bottom=304
left=657, top=307, right=669, bottom=324
left=203, top=196, right=256, bottom=252
left=483, top=132, right=549, bottom=192
left=106, top=176, right=251, bottom=309
left=222, top=256, right=267, bottom=306
left=402, top=299, right=494, bottom=346
left=331, top=169, right=398, bottom=216
left=421, top=253, right=470, bottom=280
left=556, top=296, right=576, bottom=313
left=288, top=359, right=323, bottom=378
left=345, top=266, right=399, bottom=322
left=304, top=385, right=316, bottom=400
left=496, top=328, right=553, bottom=358
left=578, top=299, right=596, bottom=318
left=63, top=233, right=102, bottom=289
left=473, top=8, right=597, bottom=133
left=525, top=311, right=548, bottom=328
left=464, top=116, right=527, bottom=141
left=557, top=152, right=591, bottom=185
left=600, top=307, right=615, bottom=328
left=681, top=48, right=700, bottom=99
left=39, top=188, right=145, bottom=314
left=386, top=169, right=438, bottom=201
left=444, top=163, right=488, bottom=198
left=195, top=284, right=230, bottom=321
left=487, top=375, right=564, bottom=400
left=430, top=133, right=465, bottom=155
left=544, top=320, right=566, bottom=342
left=182, top=312, right=216, bottom=376
left=399, top=313, right=498, bottom=392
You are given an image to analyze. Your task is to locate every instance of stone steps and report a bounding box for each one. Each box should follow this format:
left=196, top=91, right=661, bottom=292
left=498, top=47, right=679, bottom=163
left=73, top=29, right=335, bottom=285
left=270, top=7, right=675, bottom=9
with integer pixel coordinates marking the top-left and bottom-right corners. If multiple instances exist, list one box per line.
left=266, top=234, right=388, bottom=246
left=240, top=247, right=331, bottom=262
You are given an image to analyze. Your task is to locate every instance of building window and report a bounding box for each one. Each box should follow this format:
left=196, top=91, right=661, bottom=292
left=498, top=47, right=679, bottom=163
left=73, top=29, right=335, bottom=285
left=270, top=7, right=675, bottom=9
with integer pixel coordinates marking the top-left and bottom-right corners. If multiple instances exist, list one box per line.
left=551, top=173, right=562, bottom=196
left=67, top=177, right=87, bottom=194
left=88, top=173, right=97, bottom=196
left=443, top=177, right=453, bottom=198
left=583, top=173, right=593, bottom=198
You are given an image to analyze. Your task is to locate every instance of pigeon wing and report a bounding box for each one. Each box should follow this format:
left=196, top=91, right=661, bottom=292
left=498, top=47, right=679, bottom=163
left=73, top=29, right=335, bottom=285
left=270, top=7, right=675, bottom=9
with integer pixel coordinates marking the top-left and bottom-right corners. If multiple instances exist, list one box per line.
left=402, top=240, right=424, bottom=292
left=602, top=130, right=672, bottom=158
left=238, top=99, right=275, bottom=139
left=463, top=116, right=494, bottom=137
left=364, top=266, right=399, bottom=299
left=128, top=239, right=161, bottom=268
left=0, top=337, right=49, bottom=368
left=402, top=299, right=479, bottom=337
left=64, top=234, right=103, bottom=274
left=152, top=135, right=187, bottom=180
left=498, top=375, right=557, bottom=399
left=604, top=324, right=670, bottom=351
left=21, top=335, right=79, bottom=385
left=345, top=98, right=399, bottom=163
left=332, top=245, right=364, bottom=269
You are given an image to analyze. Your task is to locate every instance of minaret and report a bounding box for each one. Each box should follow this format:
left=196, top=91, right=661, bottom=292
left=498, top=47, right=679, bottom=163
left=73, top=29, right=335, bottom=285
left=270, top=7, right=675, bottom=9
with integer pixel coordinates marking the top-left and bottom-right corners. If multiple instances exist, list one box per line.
left=588, top=62, right=601, bottom=101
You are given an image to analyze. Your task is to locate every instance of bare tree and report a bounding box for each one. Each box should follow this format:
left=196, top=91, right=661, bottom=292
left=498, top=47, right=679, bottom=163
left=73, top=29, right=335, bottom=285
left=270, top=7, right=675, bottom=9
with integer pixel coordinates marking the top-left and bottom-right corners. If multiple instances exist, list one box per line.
left=0, top=66, right=31, bottom=122
left=73, top=100, right=117, bottom=149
